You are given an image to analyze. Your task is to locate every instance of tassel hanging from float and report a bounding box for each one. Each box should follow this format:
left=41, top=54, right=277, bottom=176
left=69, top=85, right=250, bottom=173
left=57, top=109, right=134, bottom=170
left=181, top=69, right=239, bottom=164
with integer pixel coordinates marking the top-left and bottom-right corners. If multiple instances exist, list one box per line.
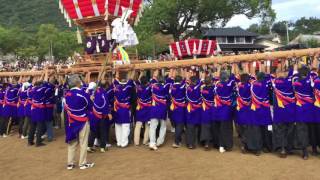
left=59, top=0, right=62, bottom=12
left=96, top=40, right=101, bottom=53
left=104, top=0, right=109, bottom=21
left=134, top=5, right=142, bottom=26
left=106, top=25, right=111, bottom=40
left=76, top=27, right=82, bottom=44
left=67, top=15, right=72, bottom=27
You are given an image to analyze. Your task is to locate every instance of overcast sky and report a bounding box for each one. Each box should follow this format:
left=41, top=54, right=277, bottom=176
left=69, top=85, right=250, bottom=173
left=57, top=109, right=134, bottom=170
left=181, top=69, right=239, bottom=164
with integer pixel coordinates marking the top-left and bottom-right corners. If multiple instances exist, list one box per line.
left=226, top=0, right=320, bottom=28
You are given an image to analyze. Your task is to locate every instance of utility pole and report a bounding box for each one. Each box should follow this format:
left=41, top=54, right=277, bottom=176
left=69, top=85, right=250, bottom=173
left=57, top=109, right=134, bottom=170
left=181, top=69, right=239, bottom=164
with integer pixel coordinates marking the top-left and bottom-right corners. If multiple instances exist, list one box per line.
left=286, top=21, right=290, bottom=44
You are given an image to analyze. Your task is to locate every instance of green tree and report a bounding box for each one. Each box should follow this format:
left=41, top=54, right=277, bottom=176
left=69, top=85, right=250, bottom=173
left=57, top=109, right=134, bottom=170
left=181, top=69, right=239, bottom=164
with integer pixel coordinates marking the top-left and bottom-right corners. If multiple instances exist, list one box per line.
left=140, top=0, right=275, bottom=40
left=305, top=38, right=320, bottom=48
left=36, top=24, right=59, bottom=59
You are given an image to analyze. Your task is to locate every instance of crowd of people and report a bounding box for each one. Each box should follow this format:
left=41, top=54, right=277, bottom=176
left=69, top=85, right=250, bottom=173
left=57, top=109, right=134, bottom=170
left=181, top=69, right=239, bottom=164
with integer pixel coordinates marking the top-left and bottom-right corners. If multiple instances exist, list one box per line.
left=0, top=58, right=76, bottom=72
left=1, top=54, right=320, bottom=170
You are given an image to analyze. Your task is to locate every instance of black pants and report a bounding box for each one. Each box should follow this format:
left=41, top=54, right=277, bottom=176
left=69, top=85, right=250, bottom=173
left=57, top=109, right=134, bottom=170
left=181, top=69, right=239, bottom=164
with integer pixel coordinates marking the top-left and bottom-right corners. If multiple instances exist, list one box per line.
left=294, top=122, right=309, bottom=150
left=28, top=121, right=45, bottom=145
left=22, top=117, right=30, bottom=137
left=200, top=123, right=212, bottom=145
left=261, top=126, right=273, bottom=152
left=174, top=123, right=184, bottom=144
left=212, top=120, right=233, bottom=150
left=273, top=123, right=295, bottom=151
left=88, top=119, right=109, bottom=148
left=0, top=117, right=7, bottom=135
left=18, top=117, right=26, bottom=135
left=307, top=123, right=320, bottom=149
left=186, top=124, right=199, bottom=147
left=1, top=117, right=13, bottom=135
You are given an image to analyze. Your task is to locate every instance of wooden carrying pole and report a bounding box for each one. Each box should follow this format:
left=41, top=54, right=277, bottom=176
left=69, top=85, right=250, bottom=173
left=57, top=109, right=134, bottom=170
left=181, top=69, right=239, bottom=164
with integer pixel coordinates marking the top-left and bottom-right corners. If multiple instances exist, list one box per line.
left=117, top=48, right=320, bottom=70
left=0, top=48, right=319, bottom=77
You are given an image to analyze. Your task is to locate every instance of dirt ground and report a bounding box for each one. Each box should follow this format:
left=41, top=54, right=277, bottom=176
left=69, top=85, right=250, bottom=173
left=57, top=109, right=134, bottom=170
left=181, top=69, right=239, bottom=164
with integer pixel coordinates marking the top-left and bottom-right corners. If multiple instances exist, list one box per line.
left=0, top=127, right=320, bottom=180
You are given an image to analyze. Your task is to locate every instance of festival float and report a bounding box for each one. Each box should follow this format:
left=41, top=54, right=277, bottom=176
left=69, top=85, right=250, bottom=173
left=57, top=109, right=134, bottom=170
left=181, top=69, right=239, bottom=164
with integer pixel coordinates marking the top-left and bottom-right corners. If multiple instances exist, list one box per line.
left=0, top=0, right=319, bottom=82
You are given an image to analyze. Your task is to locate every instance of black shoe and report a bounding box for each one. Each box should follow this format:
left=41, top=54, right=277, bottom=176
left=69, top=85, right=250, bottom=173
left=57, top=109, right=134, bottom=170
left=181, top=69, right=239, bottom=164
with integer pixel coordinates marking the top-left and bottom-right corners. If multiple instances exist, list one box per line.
left=280, top=149, right=287, bottom=158
left=28, top=142, right=35, bottom=146
left=255, top=151, right=261, bottom=156
left=241, top=146, right=247, bottom=154
left=302, top=150, right=309, bottom=160
left=312, top=147, right=319, bottom=156
left=36, top=142, right=46, bottom=147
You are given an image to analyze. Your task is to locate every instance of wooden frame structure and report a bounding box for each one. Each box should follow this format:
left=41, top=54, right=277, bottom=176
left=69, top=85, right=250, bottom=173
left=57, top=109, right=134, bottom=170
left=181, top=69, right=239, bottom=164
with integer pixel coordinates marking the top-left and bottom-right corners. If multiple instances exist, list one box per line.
left=1, top=48, right=319, bottom=82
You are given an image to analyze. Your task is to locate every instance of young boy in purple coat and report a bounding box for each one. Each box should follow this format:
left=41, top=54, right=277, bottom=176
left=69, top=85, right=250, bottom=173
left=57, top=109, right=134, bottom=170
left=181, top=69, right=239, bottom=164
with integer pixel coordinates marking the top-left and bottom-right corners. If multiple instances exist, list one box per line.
left=28, top=81, right=47, bottom=147
left=88, top=80, right=112, bottom=153
left=113, top=71, right=135, bottom=148
left=134, top=73, right=152, bottom=146
left=292, top=65, right=315, bottom=160
left=212, top=69, right=235, bottom=153
left=149, top=70, right=170, bottom=150
left=168, top=69, right=187, bottom=148
left=185, top=73, right=202, bottom=149
left=249, top=71, right=273, bottom=155
left=2, top=78, right=19, bottom=137
left=272, top=67, right=296, bottom=158
left=200, top=75, right=216, bottom=150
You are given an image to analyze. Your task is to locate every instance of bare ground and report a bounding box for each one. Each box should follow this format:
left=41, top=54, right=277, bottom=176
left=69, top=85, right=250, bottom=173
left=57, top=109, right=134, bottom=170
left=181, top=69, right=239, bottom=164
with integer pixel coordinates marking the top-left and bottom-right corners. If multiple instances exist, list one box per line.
left=0, top=128, right=319, bottom=180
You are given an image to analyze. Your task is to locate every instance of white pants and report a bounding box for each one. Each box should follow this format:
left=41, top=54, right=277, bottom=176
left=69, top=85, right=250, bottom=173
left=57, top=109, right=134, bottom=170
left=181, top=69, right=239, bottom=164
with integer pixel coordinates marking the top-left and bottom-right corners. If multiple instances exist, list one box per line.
left=149, top=118, right=167, bottom=146
left=115, top=123, right=130, bottom=147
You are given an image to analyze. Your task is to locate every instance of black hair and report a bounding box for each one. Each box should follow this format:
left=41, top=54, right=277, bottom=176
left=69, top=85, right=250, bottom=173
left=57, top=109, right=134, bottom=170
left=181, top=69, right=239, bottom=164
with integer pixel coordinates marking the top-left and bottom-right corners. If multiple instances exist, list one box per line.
left=140, top=76, right=149, bottom=86
left=34, top=81, right=43, bottom=87
left=240, top=73, right=250, bottom=83
left=298, top=66, right=310, bottom=79
left=174, top=75, right=183, bottom=83
left=256, top=72, right=265, bottom=81
left=204, top=76, right=212, bottom=86
left=98, top=80, right=110, bottom=89
left=190, top=76, right=198, bottom=85
left=220, top=71, right=230, bottom=82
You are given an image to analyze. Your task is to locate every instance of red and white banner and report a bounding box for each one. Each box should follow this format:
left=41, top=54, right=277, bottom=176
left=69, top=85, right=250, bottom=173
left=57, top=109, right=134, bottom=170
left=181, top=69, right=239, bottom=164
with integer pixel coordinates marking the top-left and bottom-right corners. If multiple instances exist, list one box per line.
left=61, top=0, right=142, bottom=20
left=169, top=39, right=217, bottom=58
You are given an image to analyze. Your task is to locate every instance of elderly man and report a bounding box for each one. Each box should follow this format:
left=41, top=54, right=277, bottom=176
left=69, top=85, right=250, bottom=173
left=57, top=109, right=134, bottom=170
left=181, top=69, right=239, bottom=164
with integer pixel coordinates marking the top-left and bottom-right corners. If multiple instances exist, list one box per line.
left=64, top=75, right=94, bottom=170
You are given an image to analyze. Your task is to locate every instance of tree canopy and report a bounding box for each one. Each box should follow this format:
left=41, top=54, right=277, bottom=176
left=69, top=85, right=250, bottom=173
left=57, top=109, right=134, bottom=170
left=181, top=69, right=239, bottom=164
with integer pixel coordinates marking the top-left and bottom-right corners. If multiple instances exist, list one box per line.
left=139, top=0, right=275, bottom=41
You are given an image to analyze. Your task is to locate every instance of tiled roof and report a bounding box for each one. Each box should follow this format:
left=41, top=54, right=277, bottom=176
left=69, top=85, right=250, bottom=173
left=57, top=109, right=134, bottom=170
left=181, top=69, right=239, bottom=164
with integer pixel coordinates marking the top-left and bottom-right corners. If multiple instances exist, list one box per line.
left=203, top=27, right=258, bottom=37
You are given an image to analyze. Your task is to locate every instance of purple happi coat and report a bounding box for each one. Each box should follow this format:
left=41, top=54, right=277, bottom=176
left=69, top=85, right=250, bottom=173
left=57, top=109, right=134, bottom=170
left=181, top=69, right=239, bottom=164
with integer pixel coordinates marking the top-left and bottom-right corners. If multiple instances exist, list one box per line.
left=201, top=84, right=215, bottom=124
left=150, top=79, right=170, bottom=120
left=85, top=37, right=97, bottom=54
left=186, top=81, right=202, bottom=124
left=214, top=77, right=235, bottom=121
left=3, top=84, right=19, bottom=118
left=64, top=87, right=92, bottom=143
left=24, top=86, right=33, bottom=118
left=273, top=76, right=296, bottom=123
left=97, top=35, right=111, bottom=53
left=135, top=80, right=152, bottom=122
left=0, top=86, right=5, bottom=117
left=30, top=85, right=47, bottom=122
left=17, top=88, right=28, bottom=118
left=44, top=82, right=55, bottom=121
left=313, top=76, right=320, bottom=122
left=113, top=79, right=134, bottom=124
left=169, top=79, right=187, bottom=124
left=250, top=76, right=272, bottom=125
left=236, top=82, right=252, bottom=125
left=293, top=75, right=316, bottom=122
left=90, top=87, right=111, bottom=132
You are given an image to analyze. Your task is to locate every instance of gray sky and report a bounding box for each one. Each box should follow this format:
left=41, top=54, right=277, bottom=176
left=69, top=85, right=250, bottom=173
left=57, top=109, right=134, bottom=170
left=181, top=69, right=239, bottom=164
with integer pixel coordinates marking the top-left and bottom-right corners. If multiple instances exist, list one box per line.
left=226, top=0, right=320, bottom=28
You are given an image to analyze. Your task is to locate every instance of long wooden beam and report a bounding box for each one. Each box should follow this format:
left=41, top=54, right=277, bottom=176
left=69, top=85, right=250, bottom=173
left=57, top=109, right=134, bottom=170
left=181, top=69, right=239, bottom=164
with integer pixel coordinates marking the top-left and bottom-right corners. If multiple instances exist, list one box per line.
left=118, top=48, right=320, bottom=70
left=0, top=48, right=319, bottom=77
